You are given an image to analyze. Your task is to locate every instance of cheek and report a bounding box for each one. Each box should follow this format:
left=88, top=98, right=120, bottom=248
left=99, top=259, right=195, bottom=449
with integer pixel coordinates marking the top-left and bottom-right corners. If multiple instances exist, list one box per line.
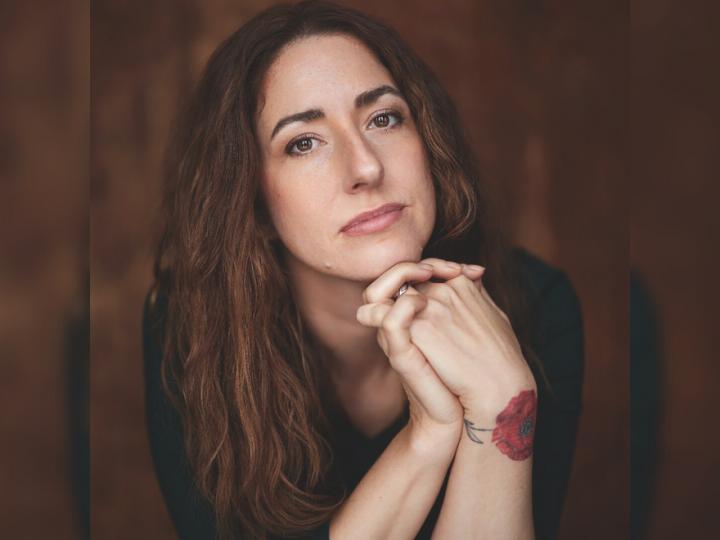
left=417, top=164, right=435, bottom=202
left=266, top=186, right=329, bottom=250
left=263, top=163, right=328, bottom=226
left=405, top=143, right=437, bottom=228
left=271, top=192, right=312, bottom=230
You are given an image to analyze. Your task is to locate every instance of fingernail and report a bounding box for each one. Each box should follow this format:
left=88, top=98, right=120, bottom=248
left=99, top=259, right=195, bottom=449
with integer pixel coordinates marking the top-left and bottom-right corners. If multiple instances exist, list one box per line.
left=446, top=262, right=461, bottom=270
left=419, top=263, right=433, bottom=270
left=466, top=264, right=485, bottom=272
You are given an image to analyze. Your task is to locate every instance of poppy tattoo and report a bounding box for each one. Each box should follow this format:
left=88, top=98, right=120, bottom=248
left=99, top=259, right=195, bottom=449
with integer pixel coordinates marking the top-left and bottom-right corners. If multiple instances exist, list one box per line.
left=463, top=389, right=537, bottom=461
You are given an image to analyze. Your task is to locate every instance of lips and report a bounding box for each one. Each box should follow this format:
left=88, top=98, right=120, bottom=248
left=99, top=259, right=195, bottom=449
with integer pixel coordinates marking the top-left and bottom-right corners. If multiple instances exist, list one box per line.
left=340, top=202, right=406, bottom=232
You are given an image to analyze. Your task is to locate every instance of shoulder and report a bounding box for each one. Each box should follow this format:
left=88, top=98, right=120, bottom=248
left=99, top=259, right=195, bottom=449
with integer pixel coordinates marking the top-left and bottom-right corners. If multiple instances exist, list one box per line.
left=509, top=246, right=585, bottom=401
left=509, top=246, right=584, bottom=338
left=142, top=284, right=172, bottom=375
left=510, top=247, right=582, bottom=315
left=142, top=284, right=175, bottom=406
left=510, top=250, right=585, bottom=540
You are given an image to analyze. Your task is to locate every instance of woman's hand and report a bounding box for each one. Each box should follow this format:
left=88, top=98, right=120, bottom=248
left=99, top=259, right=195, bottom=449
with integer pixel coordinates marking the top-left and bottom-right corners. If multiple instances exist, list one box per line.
left=355, top=261, right=469, bottom=452
left=357, top=258, right=536, bottom=419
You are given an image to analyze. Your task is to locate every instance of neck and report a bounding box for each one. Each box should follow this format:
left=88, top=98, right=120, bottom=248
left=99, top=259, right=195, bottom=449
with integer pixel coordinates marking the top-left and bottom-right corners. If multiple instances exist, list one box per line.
left=285, top=253, right=390, bottom=385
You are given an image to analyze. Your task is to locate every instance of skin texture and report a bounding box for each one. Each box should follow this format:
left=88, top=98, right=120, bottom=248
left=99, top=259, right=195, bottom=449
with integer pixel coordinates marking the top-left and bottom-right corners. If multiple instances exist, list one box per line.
left=257, top=35, right=436, bottom=277
left=255, top=33, right=437, bottom=388
left=256, top=33, right=536, bottom=539
left=357, top=263, right=537, bottom=416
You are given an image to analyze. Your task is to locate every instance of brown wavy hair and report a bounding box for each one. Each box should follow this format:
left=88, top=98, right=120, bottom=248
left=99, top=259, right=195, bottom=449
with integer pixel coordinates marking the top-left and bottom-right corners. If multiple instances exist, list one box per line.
left=150, top=0, right=550, bottom=538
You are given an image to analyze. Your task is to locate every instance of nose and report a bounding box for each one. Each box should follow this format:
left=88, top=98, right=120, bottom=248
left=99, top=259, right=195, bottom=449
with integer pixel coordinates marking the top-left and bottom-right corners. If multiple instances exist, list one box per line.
left=340, top=128, right=384, bottom=192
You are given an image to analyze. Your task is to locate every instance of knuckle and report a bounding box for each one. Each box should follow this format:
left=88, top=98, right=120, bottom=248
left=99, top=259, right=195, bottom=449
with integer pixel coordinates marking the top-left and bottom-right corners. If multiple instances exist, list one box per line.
left=412, top=281, right=430, bottom=295
left=381, top=314, right=402, bottom=333
left=425, top=297, right=452, bottom=320
left=416, top=280, right=436, bottom=296
left=443, top=282, right=463, bottom=302
left=427, top=282, right=455, bottom=304
left=437, top=288, right=453, bottom=304
left=449, top=273, right=474, bottom=290
left=392, top=293, right=410, bottom=308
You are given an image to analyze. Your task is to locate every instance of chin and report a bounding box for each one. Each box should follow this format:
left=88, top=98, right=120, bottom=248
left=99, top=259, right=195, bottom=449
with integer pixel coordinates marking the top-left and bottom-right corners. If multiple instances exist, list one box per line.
left=348, top=240, right=426, bottom=280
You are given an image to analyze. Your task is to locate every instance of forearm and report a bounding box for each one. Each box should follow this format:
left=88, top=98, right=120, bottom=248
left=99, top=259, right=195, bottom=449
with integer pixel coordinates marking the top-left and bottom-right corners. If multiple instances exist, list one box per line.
left=329, top=422, right=459, bottom=540
left=431, top=396, right=535, bottom=540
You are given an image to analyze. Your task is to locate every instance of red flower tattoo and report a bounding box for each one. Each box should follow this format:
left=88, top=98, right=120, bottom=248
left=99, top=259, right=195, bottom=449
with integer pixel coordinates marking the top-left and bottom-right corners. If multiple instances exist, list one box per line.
left=491, top=389, right=537, bottom=461
left=463, top=389, right=537, bottom=461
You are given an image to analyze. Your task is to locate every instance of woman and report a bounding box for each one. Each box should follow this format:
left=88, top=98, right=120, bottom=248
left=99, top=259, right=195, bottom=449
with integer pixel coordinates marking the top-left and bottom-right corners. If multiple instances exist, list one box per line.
left=143, top=1, right=585, bottom=539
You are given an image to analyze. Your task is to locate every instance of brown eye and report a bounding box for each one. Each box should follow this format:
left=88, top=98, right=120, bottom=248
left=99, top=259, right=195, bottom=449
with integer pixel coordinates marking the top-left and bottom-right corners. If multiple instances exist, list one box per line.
left=296, top=138, right=312, bottom=151
left=285, top=135, right=319, bottom=157
left=370, top=110, right=403, bottom=130
left=374, top=113, right=390, bottom=127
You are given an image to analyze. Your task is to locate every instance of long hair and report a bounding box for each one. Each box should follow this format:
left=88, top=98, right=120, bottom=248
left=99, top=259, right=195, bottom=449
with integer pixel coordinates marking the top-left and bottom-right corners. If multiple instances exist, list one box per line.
left=150, top=1, right=550, bottom=538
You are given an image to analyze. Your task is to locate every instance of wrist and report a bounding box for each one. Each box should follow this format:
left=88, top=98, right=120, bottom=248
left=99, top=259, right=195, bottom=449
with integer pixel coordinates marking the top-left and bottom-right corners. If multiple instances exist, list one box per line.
left=461, top=379, right=537, bottom=419
left=404, top=418, right=462, bottom=460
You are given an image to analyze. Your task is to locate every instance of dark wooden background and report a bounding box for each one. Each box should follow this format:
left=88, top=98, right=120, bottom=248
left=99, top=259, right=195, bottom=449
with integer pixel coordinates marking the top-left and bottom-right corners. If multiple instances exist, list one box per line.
left=20, top=1, right=718, bottom=539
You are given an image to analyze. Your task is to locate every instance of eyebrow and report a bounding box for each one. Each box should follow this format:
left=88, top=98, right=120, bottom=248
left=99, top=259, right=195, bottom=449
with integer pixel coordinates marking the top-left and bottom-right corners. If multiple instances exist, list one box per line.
left=269, top=84, right=402, bottom=142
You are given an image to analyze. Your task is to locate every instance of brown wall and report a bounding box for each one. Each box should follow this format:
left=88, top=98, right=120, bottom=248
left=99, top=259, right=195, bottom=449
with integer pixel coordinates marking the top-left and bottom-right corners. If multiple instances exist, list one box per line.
left=89, top=1, right=627, bottom=538
left=0, top=1, right=88, bottom=539
left=14, top=2, right=720, bottom=540
left=632, top=2, right=720, bottom=538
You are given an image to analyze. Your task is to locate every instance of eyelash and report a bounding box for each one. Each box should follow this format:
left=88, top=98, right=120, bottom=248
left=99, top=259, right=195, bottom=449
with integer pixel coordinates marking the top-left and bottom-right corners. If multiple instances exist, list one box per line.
left=284, top=109, right=405, bottom=157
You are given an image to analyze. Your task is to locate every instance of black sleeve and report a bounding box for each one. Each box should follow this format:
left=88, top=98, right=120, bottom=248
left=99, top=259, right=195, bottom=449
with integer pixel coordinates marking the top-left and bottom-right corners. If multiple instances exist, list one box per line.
left=143, top=291, right=332, bottom=540
left=520, top=256, right=585, bottom=540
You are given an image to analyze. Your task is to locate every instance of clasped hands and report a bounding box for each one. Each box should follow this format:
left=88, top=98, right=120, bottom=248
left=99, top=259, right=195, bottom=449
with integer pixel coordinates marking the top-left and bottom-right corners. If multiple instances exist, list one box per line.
left=355, top=258, right=536, bottom=425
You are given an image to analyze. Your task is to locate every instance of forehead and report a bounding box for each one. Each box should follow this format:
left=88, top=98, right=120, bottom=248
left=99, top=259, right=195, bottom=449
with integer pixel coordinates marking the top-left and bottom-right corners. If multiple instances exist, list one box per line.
left=257, top=33, right=395, bottom=124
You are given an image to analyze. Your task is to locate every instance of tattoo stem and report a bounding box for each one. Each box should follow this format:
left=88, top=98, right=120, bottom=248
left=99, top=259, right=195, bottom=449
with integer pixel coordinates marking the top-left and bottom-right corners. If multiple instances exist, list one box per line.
left=463, top=418, right=493, bottom=444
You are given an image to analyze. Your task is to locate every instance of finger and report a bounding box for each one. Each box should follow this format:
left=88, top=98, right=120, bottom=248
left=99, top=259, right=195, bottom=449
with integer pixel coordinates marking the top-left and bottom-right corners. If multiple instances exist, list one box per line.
left=363, top=262, right=432, bottom=304
left=460, top=263, right=485, bottom=277
left=356, top=286, right=425, bottom=327
left=419, top=258, right=472, bottom=282
left=380, top=293, right=428, bottom=359
left=461, top=263, right=485, bottom=290
left=356, top=299, right=393, bottom=327
left=374, top=294, right=461, bottom=425
left=364, top=259, right=467, bottom=304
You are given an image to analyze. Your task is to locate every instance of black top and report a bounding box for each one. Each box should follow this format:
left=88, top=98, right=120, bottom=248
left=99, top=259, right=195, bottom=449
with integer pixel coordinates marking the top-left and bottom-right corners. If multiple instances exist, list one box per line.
left=143, top=247, right=585, bottom=540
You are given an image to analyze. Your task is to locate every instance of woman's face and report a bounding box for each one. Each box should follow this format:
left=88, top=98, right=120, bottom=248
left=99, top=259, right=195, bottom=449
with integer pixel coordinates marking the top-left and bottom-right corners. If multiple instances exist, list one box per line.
left=256, top=33, right=436, bottom=282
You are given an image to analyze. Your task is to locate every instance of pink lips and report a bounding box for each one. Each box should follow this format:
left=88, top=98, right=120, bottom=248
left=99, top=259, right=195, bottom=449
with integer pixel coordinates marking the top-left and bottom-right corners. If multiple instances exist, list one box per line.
left=340, top=202, right=406, bottom=236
